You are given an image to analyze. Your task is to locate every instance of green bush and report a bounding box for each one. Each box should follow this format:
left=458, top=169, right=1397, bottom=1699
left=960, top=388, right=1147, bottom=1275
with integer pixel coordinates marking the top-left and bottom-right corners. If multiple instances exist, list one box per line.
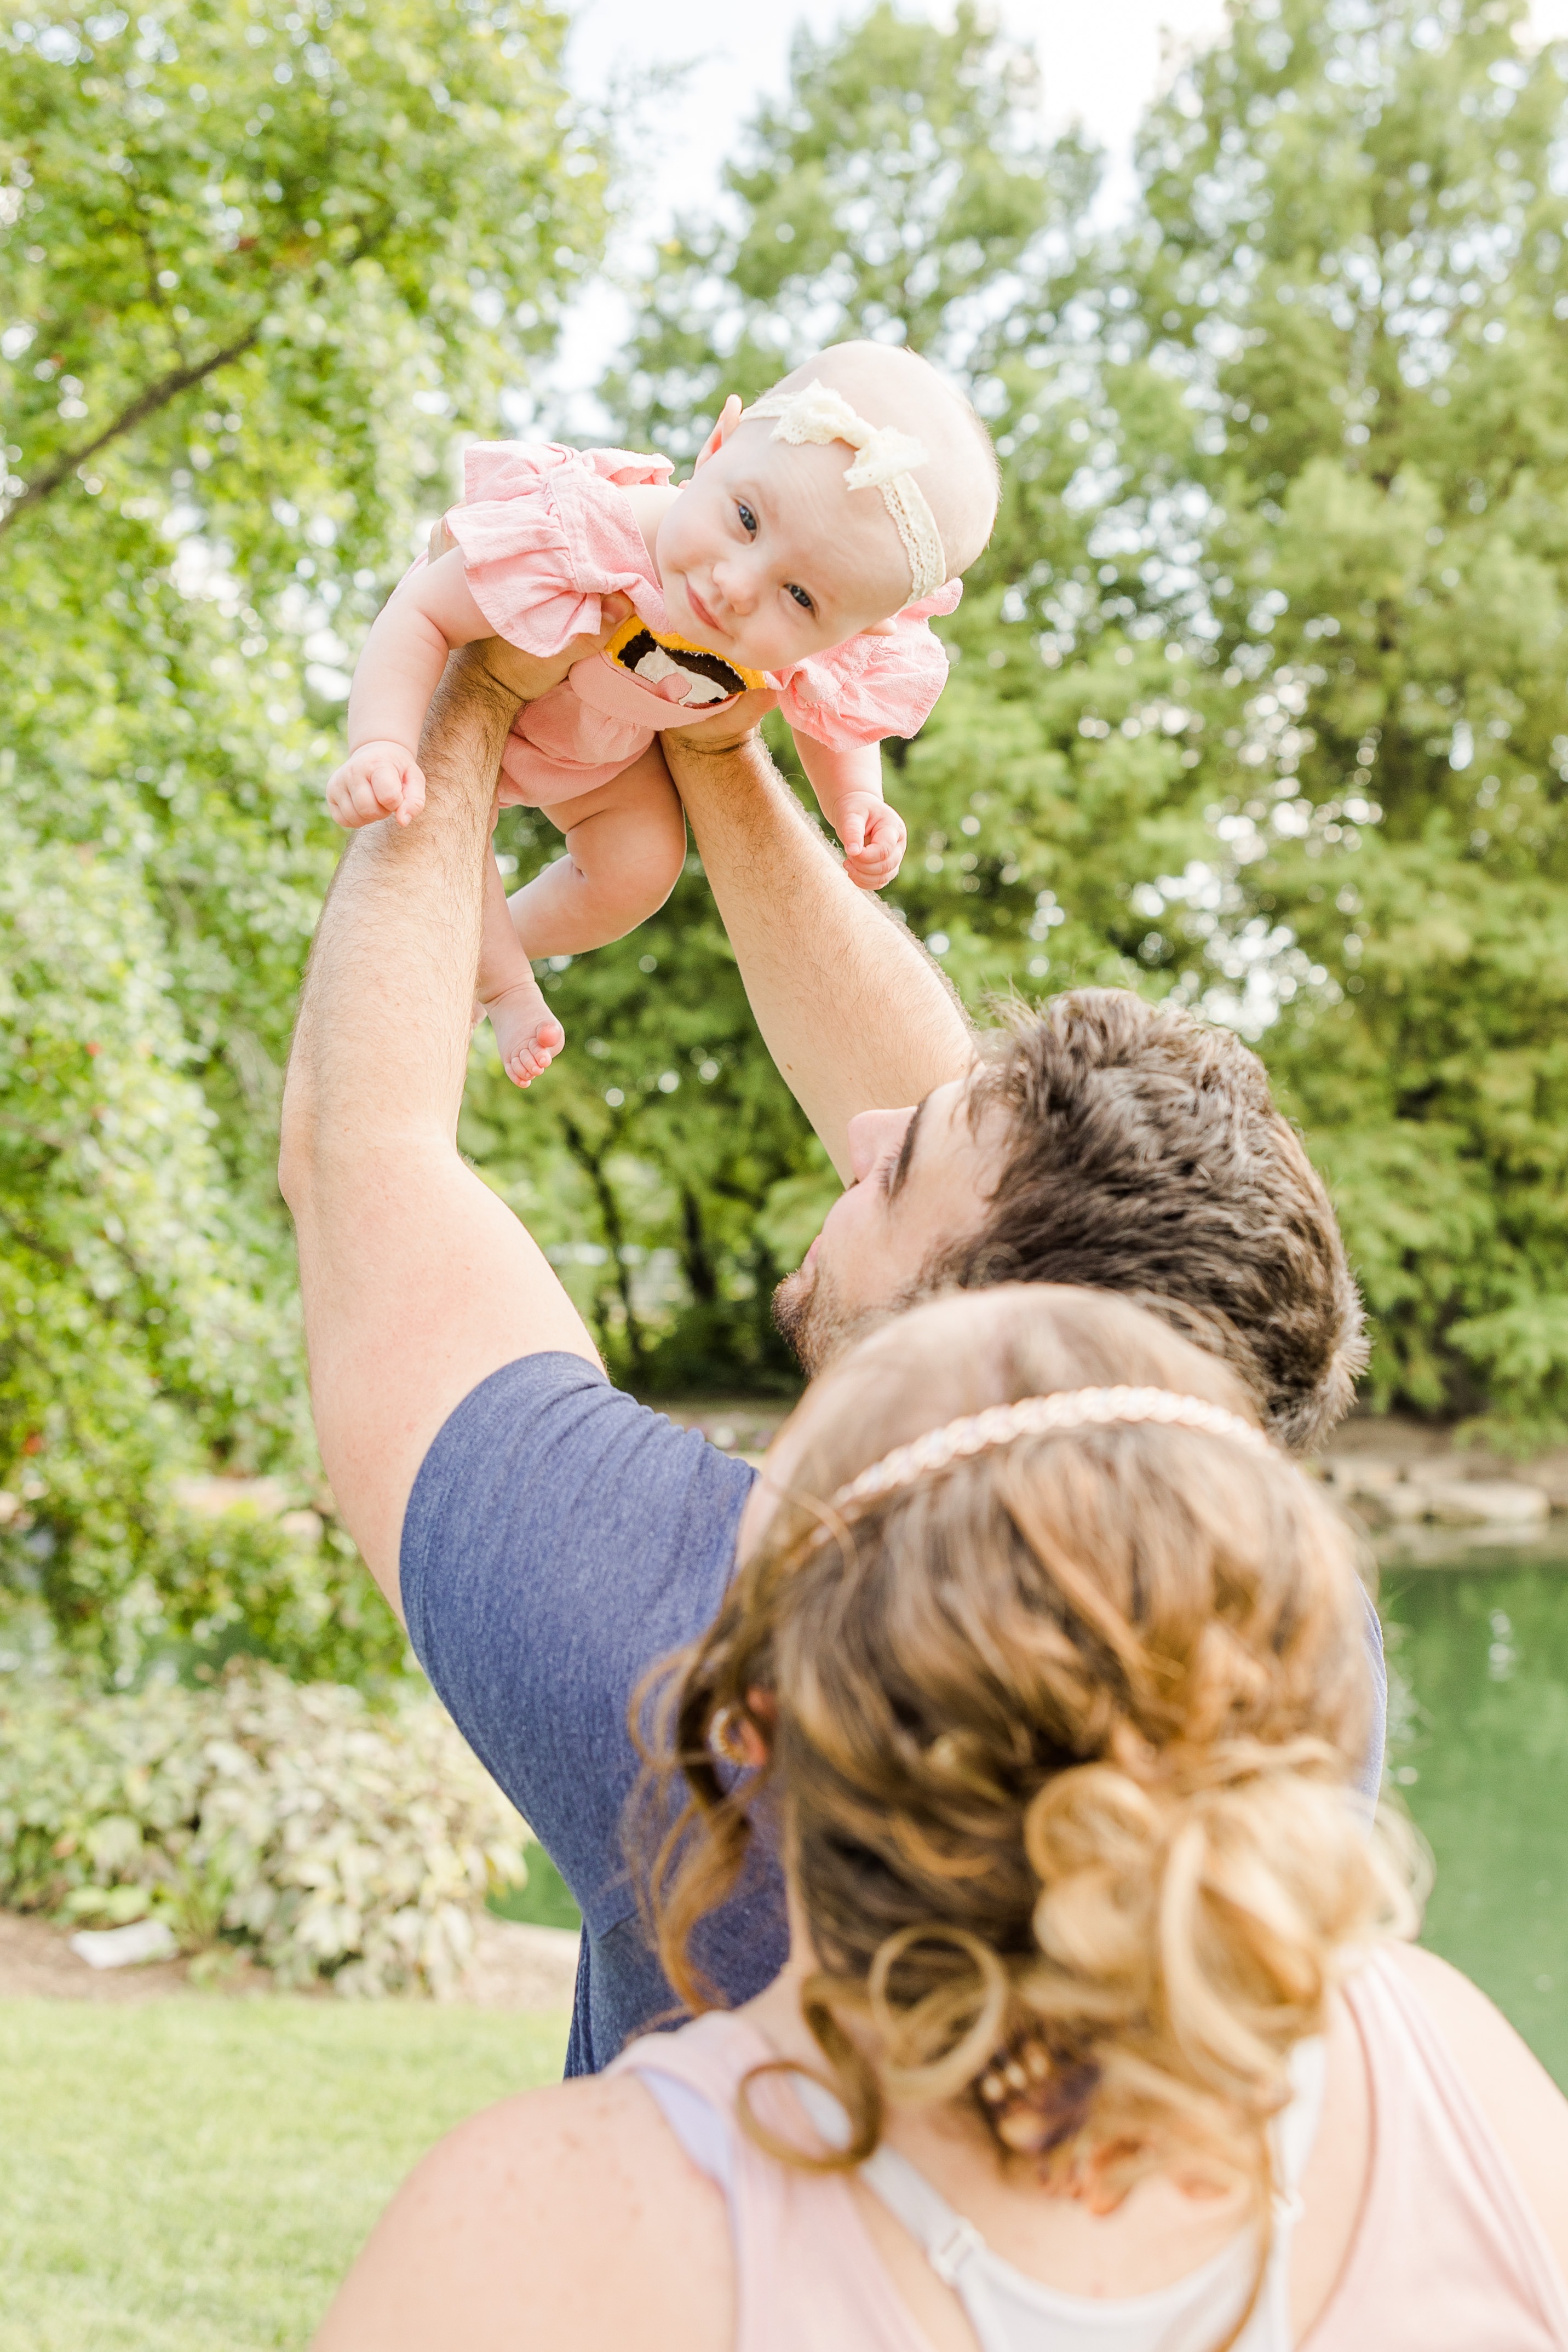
left=0, top=1663, right=531, bottom=1994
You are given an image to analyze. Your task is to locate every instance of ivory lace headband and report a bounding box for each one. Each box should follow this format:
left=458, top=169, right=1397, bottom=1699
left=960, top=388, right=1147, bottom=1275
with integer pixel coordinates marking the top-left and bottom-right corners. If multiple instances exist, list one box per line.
left=746, top=380, right=949, bottom=603
left=707, top=1386, right=1270, bottom=1764
left=831, top=1386, right=1271, bottom=1512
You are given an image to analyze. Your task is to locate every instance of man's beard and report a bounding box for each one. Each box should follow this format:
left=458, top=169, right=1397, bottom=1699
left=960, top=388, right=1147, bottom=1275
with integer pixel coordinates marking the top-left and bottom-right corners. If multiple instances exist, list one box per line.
left=772, top=1252, right=935, bottom=1377
left=771, top=1255, right=863, bottom=1378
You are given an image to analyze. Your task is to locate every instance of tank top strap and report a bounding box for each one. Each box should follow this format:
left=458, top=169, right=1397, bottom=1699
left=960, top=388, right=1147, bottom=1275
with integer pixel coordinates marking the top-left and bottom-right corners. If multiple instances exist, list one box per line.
left=1273, top=2032, right=1328, bottom=2202
left=791, top=2075, right=987, bottom=2283
left=610, top=2011, right=766, bottom=2117
left=612, top=2018, right=933, bottom=2352
left=639, top=2066, right=737, bottom=2194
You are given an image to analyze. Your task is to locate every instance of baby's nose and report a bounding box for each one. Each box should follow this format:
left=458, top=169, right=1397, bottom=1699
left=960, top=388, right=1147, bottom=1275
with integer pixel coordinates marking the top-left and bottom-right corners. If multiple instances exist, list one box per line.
left=713, top=555, right=757, bottom=615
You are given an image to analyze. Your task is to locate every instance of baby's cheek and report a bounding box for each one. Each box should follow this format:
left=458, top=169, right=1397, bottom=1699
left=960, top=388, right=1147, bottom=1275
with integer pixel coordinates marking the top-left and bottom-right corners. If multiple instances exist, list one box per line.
left=658, top=487, right=713, bottom=571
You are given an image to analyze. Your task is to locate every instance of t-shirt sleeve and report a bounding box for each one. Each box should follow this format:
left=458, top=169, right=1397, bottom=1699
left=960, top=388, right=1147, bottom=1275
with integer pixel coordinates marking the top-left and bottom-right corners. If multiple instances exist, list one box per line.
left=400, top=1353, right=755, bottom=1939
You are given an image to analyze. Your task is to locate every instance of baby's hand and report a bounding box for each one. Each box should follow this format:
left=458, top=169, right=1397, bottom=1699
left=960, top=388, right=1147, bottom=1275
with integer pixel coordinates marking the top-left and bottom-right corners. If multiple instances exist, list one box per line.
left=836, top=794, right=907, bottom=891
left=327, top=741, right=427, bottom=830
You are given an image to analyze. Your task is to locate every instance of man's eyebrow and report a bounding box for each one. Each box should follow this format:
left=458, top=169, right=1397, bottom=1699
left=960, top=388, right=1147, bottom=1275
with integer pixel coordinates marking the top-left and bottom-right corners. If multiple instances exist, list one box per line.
left=887, top=1094, right=928, bottom=1204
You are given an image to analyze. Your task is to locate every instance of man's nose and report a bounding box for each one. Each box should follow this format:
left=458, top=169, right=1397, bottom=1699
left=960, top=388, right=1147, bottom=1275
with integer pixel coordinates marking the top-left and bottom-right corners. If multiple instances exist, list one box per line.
left=847, top=1105, right=914, bottom=1185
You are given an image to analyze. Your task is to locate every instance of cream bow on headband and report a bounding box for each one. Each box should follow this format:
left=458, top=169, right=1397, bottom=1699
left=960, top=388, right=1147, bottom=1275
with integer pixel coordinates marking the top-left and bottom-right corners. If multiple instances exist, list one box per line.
left=746, top=380, right=949, bottom=602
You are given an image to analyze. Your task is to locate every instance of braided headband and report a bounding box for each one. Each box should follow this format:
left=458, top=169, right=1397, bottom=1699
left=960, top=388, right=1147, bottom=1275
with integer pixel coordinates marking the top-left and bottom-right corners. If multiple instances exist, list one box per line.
left=746, top=380, right=948, bottom=602
left=831, top=1386, right=1271, bottom=1512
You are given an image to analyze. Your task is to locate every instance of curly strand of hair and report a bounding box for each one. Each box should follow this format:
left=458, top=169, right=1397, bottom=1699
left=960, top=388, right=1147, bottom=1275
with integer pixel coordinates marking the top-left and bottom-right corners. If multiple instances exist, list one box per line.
left=866, top=1922, right=1012, bottom=2104
left=1207, top=2136, right=1277, bottom=2352
left=626, top=1640, right=773, bottom=2017
left=734, top=1979, right=884, bottom=2171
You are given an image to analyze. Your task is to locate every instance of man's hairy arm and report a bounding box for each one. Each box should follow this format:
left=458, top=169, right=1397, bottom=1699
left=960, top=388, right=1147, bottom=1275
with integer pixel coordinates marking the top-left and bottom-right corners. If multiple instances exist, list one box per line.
left=280, top=648, right=600, bottom=1615
left=664, top=719, right=974, bottom=1181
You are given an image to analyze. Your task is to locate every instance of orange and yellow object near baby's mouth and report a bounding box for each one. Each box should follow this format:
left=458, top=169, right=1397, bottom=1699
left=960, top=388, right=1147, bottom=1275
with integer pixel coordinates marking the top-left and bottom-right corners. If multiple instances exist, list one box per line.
left=602, top=612, right=768, bottom=707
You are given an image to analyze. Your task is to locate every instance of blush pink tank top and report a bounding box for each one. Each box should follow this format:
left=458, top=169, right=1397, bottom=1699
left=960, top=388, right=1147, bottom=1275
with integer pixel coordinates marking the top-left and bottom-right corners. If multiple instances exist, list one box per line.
left=608, top=1948, right=1568, bottom=2352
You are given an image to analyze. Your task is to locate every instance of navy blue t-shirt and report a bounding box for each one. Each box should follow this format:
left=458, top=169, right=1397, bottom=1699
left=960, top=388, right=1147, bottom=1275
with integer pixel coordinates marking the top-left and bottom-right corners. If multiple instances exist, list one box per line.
left=403, top=1351, right=1387, bottom=2078
left=401, top=1353, right=785, bottom=2075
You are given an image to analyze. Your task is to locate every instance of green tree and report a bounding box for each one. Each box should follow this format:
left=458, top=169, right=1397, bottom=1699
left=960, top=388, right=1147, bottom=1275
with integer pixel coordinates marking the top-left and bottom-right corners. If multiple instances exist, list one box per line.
left=1125, top=0, right=1568, bottom=1430
left=0, top=0, right=606, bottom=1670
left=584, top=0, right=1568, bottom=1437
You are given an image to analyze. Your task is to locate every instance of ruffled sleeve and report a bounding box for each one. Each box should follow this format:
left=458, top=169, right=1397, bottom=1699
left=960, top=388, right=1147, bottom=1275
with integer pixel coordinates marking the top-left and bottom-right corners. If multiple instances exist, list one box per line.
left=444, top=443, right=673, bottom=657
left=772, top=581, right=963, bottom=750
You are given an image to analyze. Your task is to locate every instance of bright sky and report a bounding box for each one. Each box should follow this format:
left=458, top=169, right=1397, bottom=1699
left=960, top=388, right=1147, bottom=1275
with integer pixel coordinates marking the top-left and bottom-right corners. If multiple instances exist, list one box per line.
left=566, top=0, right=1568, bottom=226
left=546, top=0, right=1568, bottom=418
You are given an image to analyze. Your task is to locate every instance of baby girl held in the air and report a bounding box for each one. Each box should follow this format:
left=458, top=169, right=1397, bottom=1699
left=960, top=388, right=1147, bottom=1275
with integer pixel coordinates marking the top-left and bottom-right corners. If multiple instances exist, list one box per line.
left=328, top=341, right=999, bottom=1085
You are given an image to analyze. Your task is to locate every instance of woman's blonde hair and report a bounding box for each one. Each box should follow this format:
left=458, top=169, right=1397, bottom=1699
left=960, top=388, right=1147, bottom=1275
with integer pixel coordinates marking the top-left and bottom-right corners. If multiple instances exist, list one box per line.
left=643, top=1285, right=1416, bottom=2238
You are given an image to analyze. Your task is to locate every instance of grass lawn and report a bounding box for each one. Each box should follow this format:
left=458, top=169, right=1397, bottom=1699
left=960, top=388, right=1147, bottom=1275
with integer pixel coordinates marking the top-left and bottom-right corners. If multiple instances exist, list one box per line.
left=0, top=1997, right=570, bottom=2352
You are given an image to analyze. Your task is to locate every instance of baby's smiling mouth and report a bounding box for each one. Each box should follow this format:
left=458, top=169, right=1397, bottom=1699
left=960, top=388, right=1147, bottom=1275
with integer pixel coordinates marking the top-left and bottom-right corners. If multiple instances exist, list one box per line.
left=683, top=580, right=725, bottom=640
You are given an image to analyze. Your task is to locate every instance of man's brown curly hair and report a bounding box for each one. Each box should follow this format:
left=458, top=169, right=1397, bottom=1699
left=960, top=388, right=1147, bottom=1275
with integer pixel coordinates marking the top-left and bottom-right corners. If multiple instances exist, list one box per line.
left=941, top=991, right=1366, bottom=1453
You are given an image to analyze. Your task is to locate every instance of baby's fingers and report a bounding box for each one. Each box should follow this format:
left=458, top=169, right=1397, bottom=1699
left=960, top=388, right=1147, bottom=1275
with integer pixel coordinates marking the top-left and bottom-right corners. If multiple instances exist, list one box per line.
left=395, top=762, right=427, bottom=825
left=846, top=847, right=901, bottom=890
left=365, top=756, right=411, bottom=817
left=867, top=803, right=906, bottom=850
left=327, top=763, right=383, bottom=830
left=847, top=810, right=906, bottom=889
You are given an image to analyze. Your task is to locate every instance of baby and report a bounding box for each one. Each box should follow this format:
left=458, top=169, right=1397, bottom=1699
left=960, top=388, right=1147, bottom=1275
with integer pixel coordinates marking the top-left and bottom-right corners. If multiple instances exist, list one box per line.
left=328, top=341, right=999, bottom=1085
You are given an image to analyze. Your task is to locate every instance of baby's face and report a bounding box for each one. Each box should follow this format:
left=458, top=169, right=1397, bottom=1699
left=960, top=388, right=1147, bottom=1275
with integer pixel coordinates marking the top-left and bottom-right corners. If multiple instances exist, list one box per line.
left=654, top=424, right=914, bottom=673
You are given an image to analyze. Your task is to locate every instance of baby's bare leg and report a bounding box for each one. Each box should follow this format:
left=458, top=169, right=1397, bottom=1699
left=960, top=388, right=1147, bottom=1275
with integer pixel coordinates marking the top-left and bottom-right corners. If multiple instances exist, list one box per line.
left=481, top=749, right=686, bottom=1091
left=477, top=853, right=564, bottom=1088
left=507, top=745, right=687, bottom=955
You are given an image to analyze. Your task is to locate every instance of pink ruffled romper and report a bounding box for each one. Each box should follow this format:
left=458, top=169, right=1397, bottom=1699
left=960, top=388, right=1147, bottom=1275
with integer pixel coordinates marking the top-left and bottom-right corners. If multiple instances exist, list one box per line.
left=443, top=443, right=962, bottom=808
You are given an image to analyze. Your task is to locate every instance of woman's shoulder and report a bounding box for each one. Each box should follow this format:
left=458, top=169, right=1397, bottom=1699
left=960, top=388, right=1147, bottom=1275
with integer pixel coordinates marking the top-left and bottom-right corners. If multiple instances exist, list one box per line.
left=312, top=2072, right=733, bottom=2352
left=1376, top=1943, right=1568, bottom=2281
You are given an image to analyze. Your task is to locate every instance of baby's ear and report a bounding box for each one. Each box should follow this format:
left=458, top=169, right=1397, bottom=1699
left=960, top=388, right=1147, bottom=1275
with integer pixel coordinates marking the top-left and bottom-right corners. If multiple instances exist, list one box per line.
left=863, top=617, right=899, bottom=636
left=692, top=394, right=743, bottom=473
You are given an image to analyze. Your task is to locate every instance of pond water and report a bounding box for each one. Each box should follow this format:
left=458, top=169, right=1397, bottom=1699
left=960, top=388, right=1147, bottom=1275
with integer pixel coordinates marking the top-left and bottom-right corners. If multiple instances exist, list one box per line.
left=1380, top=1549, right=1568, bottom=2086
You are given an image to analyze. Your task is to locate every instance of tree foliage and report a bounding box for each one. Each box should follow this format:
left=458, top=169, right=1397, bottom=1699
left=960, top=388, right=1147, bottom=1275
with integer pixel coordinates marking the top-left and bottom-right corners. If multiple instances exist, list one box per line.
left=1126, top=0, right=1568, bottom=1434
left=0, top=0, right=605, bottom=1670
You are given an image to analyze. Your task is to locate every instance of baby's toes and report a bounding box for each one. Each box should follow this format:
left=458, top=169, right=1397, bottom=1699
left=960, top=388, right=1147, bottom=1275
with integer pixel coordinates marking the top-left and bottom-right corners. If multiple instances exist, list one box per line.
left=504, top=1017, right=566, bottom=1088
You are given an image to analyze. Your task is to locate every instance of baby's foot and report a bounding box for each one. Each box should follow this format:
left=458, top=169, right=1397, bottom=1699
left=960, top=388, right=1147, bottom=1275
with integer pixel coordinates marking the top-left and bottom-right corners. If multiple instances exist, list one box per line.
left=484, top=972, right=565, bottom=1088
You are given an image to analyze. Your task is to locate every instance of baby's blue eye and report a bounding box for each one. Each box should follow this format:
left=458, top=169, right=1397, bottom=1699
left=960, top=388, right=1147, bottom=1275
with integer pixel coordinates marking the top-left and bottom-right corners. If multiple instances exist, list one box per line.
left=786, top=582, right=813, bottom=612
left=737, top=501, right=757, bottom=534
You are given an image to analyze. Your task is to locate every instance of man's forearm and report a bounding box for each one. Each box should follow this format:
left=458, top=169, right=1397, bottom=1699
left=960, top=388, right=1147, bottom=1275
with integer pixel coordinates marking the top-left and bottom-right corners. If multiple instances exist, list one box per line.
left=279, top=651, right=600, bottom=1599
left=665, top=731, right=974, bottom=1179
left=285, top=657, right=513, bottom=1177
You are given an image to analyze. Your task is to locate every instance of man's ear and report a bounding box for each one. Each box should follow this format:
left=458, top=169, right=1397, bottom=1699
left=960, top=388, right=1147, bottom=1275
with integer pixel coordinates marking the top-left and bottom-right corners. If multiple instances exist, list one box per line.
left=692, top=393, right=743, bottom=473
